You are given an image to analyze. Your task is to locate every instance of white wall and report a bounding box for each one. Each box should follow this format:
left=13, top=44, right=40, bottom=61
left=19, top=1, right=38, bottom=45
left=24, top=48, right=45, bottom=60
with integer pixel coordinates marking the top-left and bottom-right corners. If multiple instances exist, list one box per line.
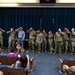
left=18, top=0, right=39, bottom=3
left=0, top=0, right=17, bottom=3
left=56, top=0, right=75, bottom=3
left=0, top=0, right=75, bottom=3
left=0, top=0, right=39, bottom=3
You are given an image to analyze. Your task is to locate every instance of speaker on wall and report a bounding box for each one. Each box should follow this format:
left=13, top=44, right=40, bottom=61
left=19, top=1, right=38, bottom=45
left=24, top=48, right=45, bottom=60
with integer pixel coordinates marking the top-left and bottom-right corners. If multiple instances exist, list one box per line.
left=40, top=0, right=56, bottom=3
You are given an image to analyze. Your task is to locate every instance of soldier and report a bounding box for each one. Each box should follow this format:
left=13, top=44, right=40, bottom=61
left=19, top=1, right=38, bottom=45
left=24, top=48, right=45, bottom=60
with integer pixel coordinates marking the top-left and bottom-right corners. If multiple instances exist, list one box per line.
left=54, top=28, right=63, bottom=55
left=35, top=30, right=43, bottom=53
left=42, top=30, right=47, bottom=52
left=48, top=31, right=54, bottom=54
left=62, top=28, right=70, bottom=54
left=0, top=28, right=5, bottom=48
left=70, top=28, right=75, bottom=55
left=27, top=27, right=35, bottom=52
left=7, top=28, right=17, bottom=49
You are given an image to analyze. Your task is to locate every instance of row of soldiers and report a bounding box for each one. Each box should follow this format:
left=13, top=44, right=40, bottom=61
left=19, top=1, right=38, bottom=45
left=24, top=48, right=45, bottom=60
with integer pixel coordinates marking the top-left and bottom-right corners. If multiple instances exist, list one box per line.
left=0, top=27, right=25, bottom=50
left=0, top=27, right=75, bottom=55
left=27, top=27, right=75, bottom=55
left=0, top=28, right=16, bottom=48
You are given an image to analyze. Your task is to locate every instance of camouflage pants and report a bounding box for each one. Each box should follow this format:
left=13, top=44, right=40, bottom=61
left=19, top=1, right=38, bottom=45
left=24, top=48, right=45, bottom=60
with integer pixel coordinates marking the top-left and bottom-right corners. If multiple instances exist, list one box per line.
left=48, top=42, right=54, bottom=52
left=54, top=41, right=63, bottom=53
left=0, top=39, right=3, bottom=47
left=64, top=41, right=69, bottom=53
left=42, top=40, right=47, bottom=51
left=35, top=41, right=41, bottom=51
left=29, top=40, right=35, bottom=50
left=8, top=39, right=15, bottom=48
left=70, top=41, right=75, bottom=53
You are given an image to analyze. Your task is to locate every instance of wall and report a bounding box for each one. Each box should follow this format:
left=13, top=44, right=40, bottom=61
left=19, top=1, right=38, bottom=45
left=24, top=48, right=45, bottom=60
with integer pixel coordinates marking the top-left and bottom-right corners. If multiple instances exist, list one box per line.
left=0, top=0, right=39, bottom=3
left=56, top=0, right=75, bottom=3
left=0, top=0, right=75, bottom=3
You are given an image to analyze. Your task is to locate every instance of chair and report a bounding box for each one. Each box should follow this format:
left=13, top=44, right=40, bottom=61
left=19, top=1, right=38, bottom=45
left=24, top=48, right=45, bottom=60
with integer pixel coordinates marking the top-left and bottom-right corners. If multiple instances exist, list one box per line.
left=72, top=71, right=75, bottom=75
left=0, top=65, right=8, bottom=75
left=0, top=55, right=7, bottom=64
left=64, top=70, right=75, bottom=75
left=59, top=59, right=75, bottom=72
left=7, top=67, right=26, bottom=75
left=6, top=56, right=19, bottom=65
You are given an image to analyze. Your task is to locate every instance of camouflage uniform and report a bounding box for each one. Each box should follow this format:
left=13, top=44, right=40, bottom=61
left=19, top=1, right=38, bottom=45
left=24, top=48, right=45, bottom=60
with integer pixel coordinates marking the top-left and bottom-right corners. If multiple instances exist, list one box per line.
left=62, top=29, right=70, bottom=53
left=27, top=30, right=35, bottom=51
left=42, top=32, right=47, bottom=52
left=35, top=32, right=43, bottom=52
left=48, top=33, right=54, bottom=53
left=70, top=31, right=75, bottom=54
left=54, top=32, right=63, bottom=54
left=0, top=29, right=5, bottom=47
left=7, top=31, right=16, bottom=48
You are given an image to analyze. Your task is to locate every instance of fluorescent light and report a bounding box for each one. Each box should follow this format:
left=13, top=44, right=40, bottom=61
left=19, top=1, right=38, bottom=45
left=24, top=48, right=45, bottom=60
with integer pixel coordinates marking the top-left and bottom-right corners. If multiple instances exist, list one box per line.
left=0, top=3, right=18, bottom=7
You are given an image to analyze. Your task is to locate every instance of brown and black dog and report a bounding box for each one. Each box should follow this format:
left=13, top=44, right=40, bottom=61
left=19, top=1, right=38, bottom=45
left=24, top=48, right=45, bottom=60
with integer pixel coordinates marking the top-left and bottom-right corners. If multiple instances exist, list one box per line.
left=15, top=42, right=25, bottom=53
